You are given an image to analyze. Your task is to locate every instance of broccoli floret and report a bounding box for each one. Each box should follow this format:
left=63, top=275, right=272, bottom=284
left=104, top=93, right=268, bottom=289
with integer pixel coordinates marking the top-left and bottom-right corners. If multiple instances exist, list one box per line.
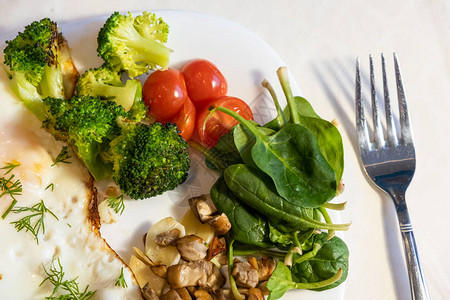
left=76, top=66, right=147, bottom=122
left=3, top=18, right=79, bottom=121
left=104, top=122, right=190, bottom=199
left=97, top=11, right=172, bottom=77
left=42, top=95, right=130, bottom=180
left=4, top=17, right=190, bottom=200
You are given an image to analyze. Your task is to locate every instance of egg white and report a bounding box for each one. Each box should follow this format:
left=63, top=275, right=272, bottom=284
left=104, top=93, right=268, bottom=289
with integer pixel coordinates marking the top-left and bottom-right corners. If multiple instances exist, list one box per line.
left=0, top=64, right=142, bottom=299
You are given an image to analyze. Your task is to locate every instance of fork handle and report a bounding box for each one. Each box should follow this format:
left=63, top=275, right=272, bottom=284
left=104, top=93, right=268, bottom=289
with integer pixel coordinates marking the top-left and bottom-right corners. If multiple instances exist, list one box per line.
left=396, top=200, right=430, bottom=300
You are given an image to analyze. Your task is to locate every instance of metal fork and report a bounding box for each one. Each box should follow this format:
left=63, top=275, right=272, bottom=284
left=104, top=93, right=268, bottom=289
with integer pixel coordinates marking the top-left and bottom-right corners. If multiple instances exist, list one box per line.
left=355, top=53, right=430, bottom=300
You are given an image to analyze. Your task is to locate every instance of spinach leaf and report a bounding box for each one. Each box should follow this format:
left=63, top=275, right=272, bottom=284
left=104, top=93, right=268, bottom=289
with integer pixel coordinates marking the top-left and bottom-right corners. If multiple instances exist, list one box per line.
left=204, top=130, right=243, bottom=171
left=266, top=260, right=343, bottom=300
left=203, top=119, right=262, bottom=172
left=210, top=176, right=273, bottom=248
left=269, top=224, right=316, bottom=252
left=224, top=164, right=349, bottom=231
left=276, top=67, right=344, bottom=183
left=218, top=107, right=337, bottom=208
left=284, top=96, right=344, bottom=182
left=291, top=233, right=349, bottom=291
left=233, top=123, right=273, bottom=170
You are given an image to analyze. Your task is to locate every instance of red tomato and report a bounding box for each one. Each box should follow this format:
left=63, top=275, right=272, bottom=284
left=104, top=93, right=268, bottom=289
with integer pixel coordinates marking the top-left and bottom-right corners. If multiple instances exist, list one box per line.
left=168, top=97, right=196, bottom=140
left=197, top=96, right=253, bottom=148
left=180, top=59, right=228, bottom=108
left=143, top=68, right=188, bottom=121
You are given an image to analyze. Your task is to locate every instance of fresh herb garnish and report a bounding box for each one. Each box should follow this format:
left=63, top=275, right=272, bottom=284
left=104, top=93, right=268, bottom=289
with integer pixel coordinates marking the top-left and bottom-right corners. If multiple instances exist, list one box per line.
left=1, top=199, right=17, bottom=220
left=10, top=199, right=58, bottom=244
left=1, top=161, right=21, bottom=175
left=107, top=194, right=125, bottom=215
left=0, top=174, right=23, bottom=200
left=1, top=162, right=22, bottom=219
left=51, top=146, right=72, bottom=166
left=45, top=183, right=55, bottom=191
left=41, top=257, right=96, bottom=300
left=115, top=267, right=128, bottom=288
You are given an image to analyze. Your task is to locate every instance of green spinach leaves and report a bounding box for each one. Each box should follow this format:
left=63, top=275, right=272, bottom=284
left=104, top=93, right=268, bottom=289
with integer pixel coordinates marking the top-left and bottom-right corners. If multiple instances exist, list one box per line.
left=266, top=233, right=348, bottom=299
left=203, top=67, right=349, bottom=299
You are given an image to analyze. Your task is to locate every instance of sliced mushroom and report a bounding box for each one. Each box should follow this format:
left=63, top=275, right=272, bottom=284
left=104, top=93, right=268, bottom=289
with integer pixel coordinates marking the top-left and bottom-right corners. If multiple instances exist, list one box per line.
left=247, top=256, right=258, bottom=270
left=180, top=209, right=215, bottom=245
left=255, top=257, right=276, bottom=281
left=175, top=235, right=208, bottom=262
left=134, top=247, right=155, bottom=267
left=155, top=228, right=183, bottom=246
left=128, top=255, right=166, bottom=294
left=207, top=213, right=231, bottom=236
left=175, top=288, right=192, bottom=300
left=145, top=217, right=185, bottom=266
left=186, top=286, right=196, bottom=296
left=257, top=281, right=270, bottom=296
left=232, top=261, right=259, bottom=288
left=237, top=288, right=249, bottom=296
left=142, top=283, right=159, bottom=300
left=193, top=290, right=214, bottom=300
left=188, top=195, right=217, bottom=223
left=211, top=289, right=231, bottom=300
left=166, top=260, right=225, bottom=291
left=151, top=265, right=168, bottom=279
left=247, top=288, right=264, bottom=300
left=161, top=289, right=182, bottom=300
left=208, top=237, right=226, bottom=260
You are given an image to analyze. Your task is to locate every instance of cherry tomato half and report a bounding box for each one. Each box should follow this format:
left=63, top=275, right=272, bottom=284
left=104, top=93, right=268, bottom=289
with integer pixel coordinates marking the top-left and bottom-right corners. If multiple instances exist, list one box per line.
left=197, top=96, right=253, bottom=148
left=180, top=59, right=228, bottom=109
left=143, top=68, right=188, bottom=122
left=168, top=97, right=196, bottom=141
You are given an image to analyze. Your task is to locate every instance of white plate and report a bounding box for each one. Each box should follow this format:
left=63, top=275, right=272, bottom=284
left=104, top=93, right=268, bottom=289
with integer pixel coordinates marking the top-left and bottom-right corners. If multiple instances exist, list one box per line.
left=60, top=10, right=346, bottom=300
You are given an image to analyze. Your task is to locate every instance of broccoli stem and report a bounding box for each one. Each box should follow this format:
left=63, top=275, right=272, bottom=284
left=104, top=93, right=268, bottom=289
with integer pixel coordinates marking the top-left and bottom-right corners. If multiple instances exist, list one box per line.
left=10, top=73, right=47, bottom=121
left=115, top=28, right=171, bottom=73
left=40, top=64, right=65, bottom=99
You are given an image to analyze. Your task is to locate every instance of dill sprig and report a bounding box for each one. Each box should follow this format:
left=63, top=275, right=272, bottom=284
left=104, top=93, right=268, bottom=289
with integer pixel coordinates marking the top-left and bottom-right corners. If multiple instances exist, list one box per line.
left=1, top=199, right=17, bottom=219
left=51, top=146, right=72, bottom=167
left=1, top=161, right=22, bottom=219
left=40, top=257, right=96, bottom=300
left=115, top=267, right=128, bottom=288
left=1, top=161, right=21, bottom=175
left=0, top=174, right=23, bottom=199
left=107, top=194, right=125, bottom=215
left=10, top=199, right=58, bottom=244
left=45, top=183, right=55, bottom=191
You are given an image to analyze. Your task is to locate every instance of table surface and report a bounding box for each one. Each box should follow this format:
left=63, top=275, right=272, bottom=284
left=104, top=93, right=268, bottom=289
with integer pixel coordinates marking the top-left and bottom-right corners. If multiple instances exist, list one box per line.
left=0, top=1, right=448, bottom=299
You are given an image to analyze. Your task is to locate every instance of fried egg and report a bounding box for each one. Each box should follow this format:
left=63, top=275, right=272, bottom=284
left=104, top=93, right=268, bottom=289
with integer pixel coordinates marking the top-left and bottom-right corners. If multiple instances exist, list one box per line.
left=0, top=64, right=143, bottom=299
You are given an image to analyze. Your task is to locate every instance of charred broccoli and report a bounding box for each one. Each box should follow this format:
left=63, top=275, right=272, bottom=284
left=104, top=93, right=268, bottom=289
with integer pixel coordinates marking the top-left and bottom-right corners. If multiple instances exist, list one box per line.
left=104, top=122, right=190, bottom=199
left=3, top=16, right=190, bottom=200
left=97, top=11, right=172, bottom=77
left=42, top=95, right=130, bottom=180
left=42, top=95, right=190, bottom=198
left=76, top=66, right=147, bottom=122
left=3, top=18, right=79, bottom=120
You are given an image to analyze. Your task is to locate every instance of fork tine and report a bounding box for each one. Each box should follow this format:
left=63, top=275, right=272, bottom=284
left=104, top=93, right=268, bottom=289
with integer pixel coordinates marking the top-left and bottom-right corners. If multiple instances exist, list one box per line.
left=382, top=53, right=399, bottom=146
left=394, top=53, right=413, bottom=144
left=355, top=57, right=371, bottom=151
left=369, top=55, right=385, bottom=148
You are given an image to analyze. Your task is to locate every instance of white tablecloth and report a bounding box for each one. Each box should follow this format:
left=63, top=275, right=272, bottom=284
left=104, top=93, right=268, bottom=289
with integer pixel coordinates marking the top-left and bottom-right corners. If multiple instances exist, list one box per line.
left=1, top=1, right=448, bottom=299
